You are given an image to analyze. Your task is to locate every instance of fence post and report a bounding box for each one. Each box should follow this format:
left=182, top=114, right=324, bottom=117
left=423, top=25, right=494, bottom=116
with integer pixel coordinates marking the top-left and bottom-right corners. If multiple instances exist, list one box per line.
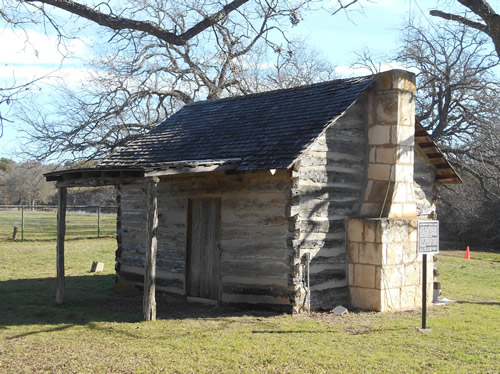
left=97, top=206, right=101, bottom=238
left=21, top=207, right=24, bottom=241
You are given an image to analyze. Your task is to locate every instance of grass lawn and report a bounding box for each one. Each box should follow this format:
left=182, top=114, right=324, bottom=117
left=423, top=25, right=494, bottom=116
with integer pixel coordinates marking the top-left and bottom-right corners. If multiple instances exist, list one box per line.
left=0, top=210, right=116, bottom=240
left=0, top=239, right=498, bottom=373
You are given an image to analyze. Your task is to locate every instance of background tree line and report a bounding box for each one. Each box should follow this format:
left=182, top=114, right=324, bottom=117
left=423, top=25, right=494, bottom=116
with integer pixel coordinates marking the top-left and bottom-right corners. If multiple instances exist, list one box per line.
left=0, top=158, right=116, bottom=206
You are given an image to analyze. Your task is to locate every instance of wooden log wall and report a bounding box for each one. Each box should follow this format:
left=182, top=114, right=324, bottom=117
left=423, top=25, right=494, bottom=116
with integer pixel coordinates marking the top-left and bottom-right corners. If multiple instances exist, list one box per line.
left=115, top=169, right=293, bottom=308
left=413, top=145, right=438, bottom=218
left=289, top=94, right=369, bottom=312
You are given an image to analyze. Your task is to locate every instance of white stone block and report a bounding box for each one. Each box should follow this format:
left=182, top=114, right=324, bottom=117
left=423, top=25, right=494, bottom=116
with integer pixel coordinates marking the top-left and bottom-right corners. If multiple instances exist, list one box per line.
left=404, top=262, right=420, bottom=286
left=398, top=124, right=415, bottom=146
left=381, top=265, right=404, bottom=289
left=403, top=241, right=418, bottom=263
left=376, top=147, right=395, bottom=164
left=368, top=125, right=391, bottom=145
left=395, top=164, right=414, bottom=182
left=350, top=287, right=381, bottom=311
left=381, top=287, right=401, bottom=311
left=400, top=285, right=418, bottom=309
left=385, top=242, right=404, bottom=265
left=402, top=203, right=417, bottom=217
left=364, top=221, right=377, bottom=243
left=368, top=163, right=391, bottom=180
left=375, top=94, right=398, bottom=124
left=354, top=264, right=376, bottom=288
left=406, top=184, right=416, bottom=202
left=347, top=219, right=364, bottom=242
left=392, top=183, right=407, bottom=203
left=399, top=92, right=416, bottom=125
left=388, top=203, right=403, bottom=218
left=397, top=145, right=413, bottom=165
left=359, top=242, right=383, bottom=265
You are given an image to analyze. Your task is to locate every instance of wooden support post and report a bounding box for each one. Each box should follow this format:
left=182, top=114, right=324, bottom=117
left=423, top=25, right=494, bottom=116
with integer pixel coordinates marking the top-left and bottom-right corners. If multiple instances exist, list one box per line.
left=56, top=187, right=67, bottom=304
left=143, top=177, right=159, bottom=321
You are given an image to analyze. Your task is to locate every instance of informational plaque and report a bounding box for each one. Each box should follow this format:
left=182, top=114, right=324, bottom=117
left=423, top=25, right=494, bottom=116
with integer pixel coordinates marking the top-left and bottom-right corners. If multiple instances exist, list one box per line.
left=417, top=220, right=439, bottom=254
left=418, top=220, right=439, bottom=329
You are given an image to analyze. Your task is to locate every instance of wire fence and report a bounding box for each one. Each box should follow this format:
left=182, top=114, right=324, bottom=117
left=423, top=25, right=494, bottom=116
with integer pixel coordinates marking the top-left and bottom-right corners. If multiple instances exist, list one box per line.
left=0, top=205, right=117, bottom=241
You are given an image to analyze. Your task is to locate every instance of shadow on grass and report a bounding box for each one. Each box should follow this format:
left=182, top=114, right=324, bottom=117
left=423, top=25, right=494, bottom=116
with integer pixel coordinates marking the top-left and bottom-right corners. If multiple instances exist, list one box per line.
left=0, top=275, right=282, bottom=328
left=455, top=300, right=499, bottom=306
left=7, top=324, right=74, bottom=340
left=251, top=326, right=412, bottom=335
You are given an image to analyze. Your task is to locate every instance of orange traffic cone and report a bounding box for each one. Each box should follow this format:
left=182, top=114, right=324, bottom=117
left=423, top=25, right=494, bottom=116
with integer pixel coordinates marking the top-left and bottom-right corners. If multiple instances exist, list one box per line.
left=465, top=246, right=470, bottom=260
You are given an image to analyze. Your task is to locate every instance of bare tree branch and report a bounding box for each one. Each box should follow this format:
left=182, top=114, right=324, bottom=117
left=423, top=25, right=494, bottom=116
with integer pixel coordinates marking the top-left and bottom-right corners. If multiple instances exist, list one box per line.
left=11, top=1, right=337, bottom=162
left=24, top=0, right=250, bottom=45
left=429, top=10, right=488, bottom=33
left=430, top=0, right=500, bottom=58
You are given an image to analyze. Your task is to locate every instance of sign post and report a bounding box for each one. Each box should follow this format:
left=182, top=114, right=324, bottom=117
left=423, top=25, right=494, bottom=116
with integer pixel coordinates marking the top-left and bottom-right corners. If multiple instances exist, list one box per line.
left=417, top=220, right=439, bottom=329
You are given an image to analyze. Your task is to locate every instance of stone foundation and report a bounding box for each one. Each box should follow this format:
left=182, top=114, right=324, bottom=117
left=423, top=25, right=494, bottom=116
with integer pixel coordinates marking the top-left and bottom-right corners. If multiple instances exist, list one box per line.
left=347, top=218, right=433, bottom=311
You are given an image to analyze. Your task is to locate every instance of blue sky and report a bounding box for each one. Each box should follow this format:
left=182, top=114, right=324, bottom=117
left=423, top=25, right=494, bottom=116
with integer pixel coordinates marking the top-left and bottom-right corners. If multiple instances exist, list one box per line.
left=0, top=0, right=497, bottom=161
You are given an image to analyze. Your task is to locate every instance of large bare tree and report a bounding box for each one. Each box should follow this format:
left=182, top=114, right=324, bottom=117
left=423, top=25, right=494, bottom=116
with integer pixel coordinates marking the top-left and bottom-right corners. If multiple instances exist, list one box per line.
left=400, top=21, right=500, bottom=245
left=430, top=0, right=500, bottom=58
left=399, top=23, right=499, bottom=141
left=2, top=0, right=351, bottom=161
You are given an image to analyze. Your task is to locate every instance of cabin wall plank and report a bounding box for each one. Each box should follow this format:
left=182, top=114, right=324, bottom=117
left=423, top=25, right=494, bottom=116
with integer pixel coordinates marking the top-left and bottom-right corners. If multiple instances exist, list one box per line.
left=116, top=170, right=293, bottom=305
left=290, top=93, right=369, bottom=312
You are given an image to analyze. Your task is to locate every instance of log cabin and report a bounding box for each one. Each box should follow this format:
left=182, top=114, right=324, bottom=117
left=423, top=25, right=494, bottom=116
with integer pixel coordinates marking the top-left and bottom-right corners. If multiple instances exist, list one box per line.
left=46, top=69, right=461, bottom=318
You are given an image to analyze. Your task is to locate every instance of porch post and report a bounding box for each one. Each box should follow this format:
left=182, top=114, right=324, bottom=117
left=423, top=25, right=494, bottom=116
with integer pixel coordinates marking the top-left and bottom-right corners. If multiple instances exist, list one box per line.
left=56, top=187, right=67, bottom=304
left=143, top=177, right=159, bottom=320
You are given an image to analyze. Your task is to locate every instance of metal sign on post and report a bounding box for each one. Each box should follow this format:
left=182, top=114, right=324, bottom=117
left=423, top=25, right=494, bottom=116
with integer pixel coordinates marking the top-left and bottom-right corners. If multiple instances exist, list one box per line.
left=417, top=220, right=439, bottom=330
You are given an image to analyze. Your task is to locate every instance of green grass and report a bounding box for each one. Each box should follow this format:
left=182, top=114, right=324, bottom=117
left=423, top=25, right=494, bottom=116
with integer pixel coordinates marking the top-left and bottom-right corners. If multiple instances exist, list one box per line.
left=0, top=210, right=116, bottom=240
left=0, top=240, right=498, bottom=373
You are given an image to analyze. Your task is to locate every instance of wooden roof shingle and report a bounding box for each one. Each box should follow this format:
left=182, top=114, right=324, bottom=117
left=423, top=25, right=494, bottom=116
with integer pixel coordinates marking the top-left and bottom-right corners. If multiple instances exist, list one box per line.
left=98, top=76, right=374, bottom=171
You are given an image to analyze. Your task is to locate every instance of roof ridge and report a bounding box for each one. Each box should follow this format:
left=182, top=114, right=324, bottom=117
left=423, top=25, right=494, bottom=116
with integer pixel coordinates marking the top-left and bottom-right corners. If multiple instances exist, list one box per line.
left=187, top=75, right=373, bottom=107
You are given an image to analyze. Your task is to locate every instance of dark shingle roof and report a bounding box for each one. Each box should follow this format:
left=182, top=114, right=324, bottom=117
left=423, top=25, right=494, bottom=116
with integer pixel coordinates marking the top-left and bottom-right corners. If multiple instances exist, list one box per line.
left=99, top=76, right=373, bottom=171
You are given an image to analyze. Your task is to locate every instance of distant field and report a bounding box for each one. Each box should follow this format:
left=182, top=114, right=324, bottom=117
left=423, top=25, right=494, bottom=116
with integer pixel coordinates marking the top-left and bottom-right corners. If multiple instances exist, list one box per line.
left=0, top=209, right=116, bottom=240
left=0, top=240, right=498, bottom=373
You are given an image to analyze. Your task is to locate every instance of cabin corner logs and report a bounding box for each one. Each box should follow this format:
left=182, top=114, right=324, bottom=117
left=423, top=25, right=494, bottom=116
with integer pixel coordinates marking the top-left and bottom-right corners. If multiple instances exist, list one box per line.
left=114, top=71, right=437, bottom=312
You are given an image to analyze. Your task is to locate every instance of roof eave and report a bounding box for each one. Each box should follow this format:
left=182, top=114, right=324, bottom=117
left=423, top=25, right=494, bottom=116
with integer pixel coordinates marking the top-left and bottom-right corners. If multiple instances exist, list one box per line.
left=45, top=167, right=147, bottom=188
left=414, top=122, right=463, bottom=184
left=45, top=159, right=243, bottom=188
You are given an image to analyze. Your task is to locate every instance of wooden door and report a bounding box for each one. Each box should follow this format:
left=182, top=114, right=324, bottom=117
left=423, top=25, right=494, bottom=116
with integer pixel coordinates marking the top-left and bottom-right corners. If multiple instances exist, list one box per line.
left=187, top=199, right=221, bottom=300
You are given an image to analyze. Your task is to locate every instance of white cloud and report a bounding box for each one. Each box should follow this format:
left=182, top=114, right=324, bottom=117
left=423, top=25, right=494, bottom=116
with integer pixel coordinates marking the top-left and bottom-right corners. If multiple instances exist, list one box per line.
left=0, top=27, right=93, bottom=87
left=0, top=27, right=88, bottom=65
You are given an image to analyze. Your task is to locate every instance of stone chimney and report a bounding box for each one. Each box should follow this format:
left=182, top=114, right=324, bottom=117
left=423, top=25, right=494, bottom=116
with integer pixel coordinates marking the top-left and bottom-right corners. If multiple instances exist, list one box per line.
left=347, top=70, right=432, bottom=312
left=360, top=69, right=417, bottom=218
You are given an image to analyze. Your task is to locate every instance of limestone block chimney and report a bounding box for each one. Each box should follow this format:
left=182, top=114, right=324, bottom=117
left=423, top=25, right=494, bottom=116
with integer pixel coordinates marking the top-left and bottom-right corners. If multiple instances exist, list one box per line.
left=360, top=70, right=417, bottom=218
left=348, top=70, right=432, bottom=312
